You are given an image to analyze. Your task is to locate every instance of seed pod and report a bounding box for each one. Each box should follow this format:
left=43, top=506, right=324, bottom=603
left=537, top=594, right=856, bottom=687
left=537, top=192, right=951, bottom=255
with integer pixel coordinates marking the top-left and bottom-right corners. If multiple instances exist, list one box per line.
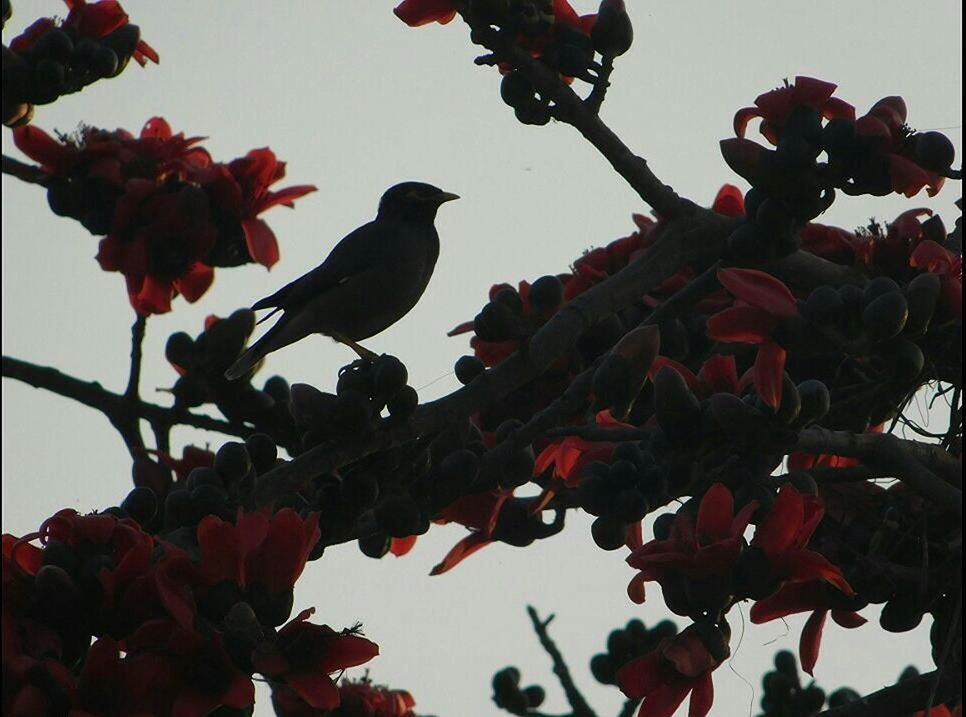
left=373, top=354, right=408, bottom=399
left=290, top=384, right=338, bottom=424
left=500, top=71, right=536, bottom=109
left=881, top=338, right=924, bottom=383
left=591, top=0, right=633, bottom=57
left=914, top=131, right=955, bottom=173
left=529, top=275, right=564, bottom=315
left=708, top=392, right=767, bottom=433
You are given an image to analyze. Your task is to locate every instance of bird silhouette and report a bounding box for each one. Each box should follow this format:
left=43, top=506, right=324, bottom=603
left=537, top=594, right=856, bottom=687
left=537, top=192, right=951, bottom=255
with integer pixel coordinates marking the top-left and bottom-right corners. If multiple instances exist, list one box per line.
left=225, top=182, right=458, bottom=380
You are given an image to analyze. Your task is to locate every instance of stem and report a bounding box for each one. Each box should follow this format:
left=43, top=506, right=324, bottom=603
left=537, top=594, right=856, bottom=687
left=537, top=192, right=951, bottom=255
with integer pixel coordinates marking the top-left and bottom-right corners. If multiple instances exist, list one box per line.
left=526, top=606, right=597, bottom=717
left=125, top=314, right=147, bottom=400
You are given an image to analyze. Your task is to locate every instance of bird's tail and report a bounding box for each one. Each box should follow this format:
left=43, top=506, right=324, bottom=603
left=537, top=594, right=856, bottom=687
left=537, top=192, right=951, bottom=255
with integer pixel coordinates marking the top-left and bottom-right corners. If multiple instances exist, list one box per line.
left=224, top=322, right=283, bottom=381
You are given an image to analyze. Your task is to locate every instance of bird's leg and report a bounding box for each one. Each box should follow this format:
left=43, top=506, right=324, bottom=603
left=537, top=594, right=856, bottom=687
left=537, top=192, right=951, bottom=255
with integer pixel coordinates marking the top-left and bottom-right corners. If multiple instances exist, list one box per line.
left=332, top=333, right=380, bottom=363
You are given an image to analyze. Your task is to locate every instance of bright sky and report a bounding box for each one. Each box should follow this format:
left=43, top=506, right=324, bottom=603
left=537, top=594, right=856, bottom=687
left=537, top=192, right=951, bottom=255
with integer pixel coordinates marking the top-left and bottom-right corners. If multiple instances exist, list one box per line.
left=2, top=3, right=962, bottom=715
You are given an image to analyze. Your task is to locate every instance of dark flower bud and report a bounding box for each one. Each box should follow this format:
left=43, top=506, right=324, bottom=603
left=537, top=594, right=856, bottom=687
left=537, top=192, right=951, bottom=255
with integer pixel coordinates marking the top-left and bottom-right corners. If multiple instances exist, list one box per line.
left=290, top=384, right=339, bottom=424
left=341, top=469, right=380, bottom=511
left=796, top=379, right=830, bottom=425
left=122, top=486, right=158, bottom=525
left=386, top=385, right=418, bottom=419
left=492, top=287, right=524, bottom=315
left=41, top=540, right=79, bottom=575
left=165, top=331, right=196, bottom=368
left=336, top=389, right=372, bottom=432
left=652, top=511, right=675, bottom=540
left=34, top=28, right=74, bottom=64
left=373, top=354, right=409, bottom=399
left=914, top=131, right=955, bottom=173
left=653, top=366, right=702, bottom=439
left=90, top=45, right=119, bottom=79
left=803, top=285, right=844, bottom=328
left=881, top=338, right=924, bottom=383
left=821, top=117, right=857, bottom=156
left=215, top=442, right=252, bottom=482
left=375, top=492, right=422, bottom=538
left=529, top=275, right=564, bottom=315
left=358, top=530, right=391, bottom=559
left=592, top=515, right=627, bottom=550
left=455, top=355, right=486, bottom=385
left=827, top=688, right=861, bottom=707
left=492, top=667, right=521, bottom=694
left=246, top=433, right=278, bottom=474
left=725, top=222, right=766, bottom=260
left=862, top=291, right=909, bottom=342
left=173, top=374, right=208, bottom=408
left=592, top=0, right=633, bottom=57
left=775, top=134, right=817, bottom=172
left=32, top=59, right=65, bottom=104
left=500, top=71, right=537, bottom=110
left=337, top=360, right=374, bottom=396
left=590, top=652, right=616, bottom=684
left=861, top=276, right=901, bottom=307
left=514, top=101, right=552, bottom=126
left=782, top=105, right=823, bottom=148
left=709, top=392, right=767, bottom=433
left=903, top=271, right=941, bottom=337
left=522, top=685, right=545, bottom=708
left=440, top=449, right=480, bottom=491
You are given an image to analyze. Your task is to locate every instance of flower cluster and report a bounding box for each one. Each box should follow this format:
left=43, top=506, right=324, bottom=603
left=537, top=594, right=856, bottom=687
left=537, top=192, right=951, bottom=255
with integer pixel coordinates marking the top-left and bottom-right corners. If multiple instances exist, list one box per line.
left=12, top=117, right=316, bottom=314
left=2, top=506, right=377, bottom=716
left=3, top=0, right=157, bottom=126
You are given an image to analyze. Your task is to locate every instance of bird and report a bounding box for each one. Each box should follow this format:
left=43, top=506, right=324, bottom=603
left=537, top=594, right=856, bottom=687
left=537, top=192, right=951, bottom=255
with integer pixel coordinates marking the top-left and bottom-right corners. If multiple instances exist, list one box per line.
left=225, top=181, right=459, bottom=380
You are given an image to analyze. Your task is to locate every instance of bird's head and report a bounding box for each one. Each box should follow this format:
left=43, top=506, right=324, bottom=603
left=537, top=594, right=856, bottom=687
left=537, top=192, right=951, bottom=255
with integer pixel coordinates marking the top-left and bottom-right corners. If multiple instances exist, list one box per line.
left=377, top=181, right=459, bottom=223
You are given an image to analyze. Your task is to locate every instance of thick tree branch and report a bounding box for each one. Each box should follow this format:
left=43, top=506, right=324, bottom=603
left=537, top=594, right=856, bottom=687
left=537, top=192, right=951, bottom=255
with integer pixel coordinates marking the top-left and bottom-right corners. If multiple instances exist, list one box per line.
left=526, top=606, right=597, bottom=717
left=125, top=315, right=147, bottom=400
left=2, top=355, right=248, bottom=442
left=254, top=215, right=736, bottom=504
left=815, top=669, right=961, bottom=717
left=796, top=427, right=962, bottom=515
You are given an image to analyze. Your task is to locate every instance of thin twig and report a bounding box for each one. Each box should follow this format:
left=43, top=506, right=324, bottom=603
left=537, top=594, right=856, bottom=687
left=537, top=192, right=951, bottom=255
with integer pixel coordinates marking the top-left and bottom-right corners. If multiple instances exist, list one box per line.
left=526, top=606, right=597, bottom=717
left=1, top=154, right=48, bottom=185
left=2, top=355, right=248, bottom=441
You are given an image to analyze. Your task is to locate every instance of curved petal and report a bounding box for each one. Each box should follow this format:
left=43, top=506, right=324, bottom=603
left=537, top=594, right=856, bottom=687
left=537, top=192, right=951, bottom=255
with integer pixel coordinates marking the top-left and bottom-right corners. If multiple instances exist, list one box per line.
left=755, top=484, right=804, bottom=556
left=753, top=341, right=786, bottom=409
left=733, top=107, right=762, bottom=138
left=800, top=609, right=827, bottom=676
left=286, top=671, right=340, bottom=710
left=393, top=0, right=457, bottom=26
left=773, top=550, right=855, bottom=596
left=389, top=535, right=417, bottom=557
left=711, top=184, right=745, bottom=217
left=242, top=217, right=280, bottom=268
left=688, top=672, right=714, bottom=717
left=697, top=355, right=739, bottom=394
left=706, top=306, right=777, bottom=344
left=717, top=268, right=797, bottom=318
left=696, top=484, right=735, bottom=544
left=831, top=609, right=867, bottom=628
left=750, top=581, right=827, bottom=623
left=173, top=262, right=214, bottom=303
left=616, top=652, right=666, bottom=697
left=429, top=532, right=493, bottom=575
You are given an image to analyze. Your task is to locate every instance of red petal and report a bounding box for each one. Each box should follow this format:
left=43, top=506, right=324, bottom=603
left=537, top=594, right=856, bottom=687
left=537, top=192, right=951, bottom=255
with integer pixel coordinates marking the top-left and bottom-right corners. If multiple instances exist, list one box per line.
left=641, top=683, right=693, bottom=717
left=315, top=633, right=380, bottom=673
left=822, top=97, right=856, bottom=122
left=720, top=138, right=769, bottom=182
left=800, top=609, right=827, bottom=676
left=909, top=240, right=955, bottom=274
left=688, top=672, right=714, bottom=717
left=242, top=218, right=280, bottom=268
left=430, top=532, right=493, bottom=575
left=627, top=572, right=648, bottom=604
left=733, top=107, right=762, bottom=138
left=711, top=184, right=745, bottom=217
left=755, top=484, right=803, bottom=556
left=140, top=117, right=172, bottom=139
left=390, top=535, right=417, bottom=557
left=393, top=0, right=457, bottom=26
left=286, top=671, right=340, bottom=710
left=173, top=262, right=214, bottom=303
left=793, top=76, right=838, bottom=108
left=750, top=582, right=827, bottom=623
left=648, top=357, right=700, bottom=390
left=753, top=341, right=786, bottom=409
left=447, top=320, right=476, bottom=336
left=717, top=268, right=797, bottom=318
left=696, top=355, right=738, bottom=394
left=774, top=550, right=855, bottom=596
left=696, top=484, right=734, bottom=544
left=706, top=306, right=777, bottom=344
left=616, top=652, right=665, bottom=697
left=259, top=184, right=318, bottom=212
left=12, top=126, right=71, bottom=173
left=890, top=155, right=932, bottom=198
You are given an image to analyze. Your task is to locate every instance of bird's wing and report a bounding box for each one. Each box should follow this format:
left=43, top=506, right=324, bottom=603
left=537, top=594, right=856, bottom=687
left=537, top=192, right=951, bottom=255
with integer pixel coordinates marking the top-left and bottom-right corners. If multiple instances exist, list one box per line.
left=251, top=219, right=388, bottom=314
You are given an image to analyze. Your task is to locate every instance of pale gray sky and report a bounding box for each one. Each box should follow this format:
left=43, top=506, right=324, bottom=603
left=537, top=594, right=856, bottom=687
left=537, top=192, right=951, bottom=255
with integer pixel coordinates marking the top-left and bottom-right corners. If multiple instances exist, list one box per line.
left=2, top=3, right=961, bottom=715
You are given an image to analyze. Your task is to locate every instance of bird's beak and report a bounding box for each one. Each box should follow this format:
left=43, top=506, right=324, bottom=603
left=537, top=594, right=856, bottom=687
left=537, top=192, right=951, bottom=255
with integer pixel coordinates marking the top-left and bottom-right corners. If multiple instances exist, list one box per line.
left=435, top=191, right=460, bottom=204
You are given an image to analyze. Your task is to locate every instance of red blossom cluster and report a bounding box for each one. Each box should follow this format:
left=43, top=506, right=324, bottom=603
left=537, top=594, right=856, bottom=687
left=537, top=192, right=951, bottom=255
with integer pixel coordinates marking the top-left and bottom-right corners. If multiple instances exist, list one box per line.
left=12, top=118, right=316, bottom=314
left=273, top=677, right=419, bottom=717
left=2, top=508, right=377, bottom=716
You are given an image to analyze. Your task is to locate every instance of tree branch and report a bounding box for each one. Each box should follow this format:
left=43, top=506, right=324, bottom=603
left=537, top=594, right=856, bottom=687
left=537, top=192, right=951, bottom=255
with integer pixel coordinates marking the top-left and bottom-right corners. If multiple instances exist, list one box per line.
left=526, top=606, right=597, bottom=717
left=2, top=355, right=249, bottom=442
left=815, top=669, right=961, bottom=717
left=125, top=314, right=147, bottom=401
left=796, top=427, right=962, bottom=515
left=462, top=15, right=687, bottom=220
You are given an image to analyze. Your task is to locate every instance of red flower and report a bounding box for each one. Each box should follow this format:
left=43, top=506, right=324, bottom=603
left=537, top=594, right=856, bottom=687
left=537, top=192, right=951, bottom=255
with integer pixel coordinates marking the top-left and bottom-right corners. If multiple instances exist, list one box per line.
left=734, top=76, right=855, bottom=145
left=197, top=509, right=321, bottom=596
left=752, top=485, right=854, bottom=596
left=706, top=267, right=798, bottom=409
left=910, top=240, right=962, bottom=320
left=625, top=484, right=757, bottom=605
left=750, top=580, right=865, bottom=675
left=149, top=445, right=216, bottom=482
left=194, top=148, right=317, bottom=269
left=253, top=608, right=379, bottom=710
left=647, top=354, right=739, bottom=398
left=336, top=679, right=418, bottom=717
left=534, top=410, right=628, bottom=486
left=617, top=628, right=719, bottom=717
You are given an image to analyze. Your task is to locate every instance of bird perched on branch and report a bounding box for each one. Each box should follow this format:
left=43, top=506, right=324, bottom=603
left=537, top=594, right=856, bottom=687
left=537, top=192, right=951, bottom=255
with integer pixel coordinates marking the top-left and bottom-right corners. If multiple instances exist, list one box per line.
left=225, top=182, right=459, bottom=380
